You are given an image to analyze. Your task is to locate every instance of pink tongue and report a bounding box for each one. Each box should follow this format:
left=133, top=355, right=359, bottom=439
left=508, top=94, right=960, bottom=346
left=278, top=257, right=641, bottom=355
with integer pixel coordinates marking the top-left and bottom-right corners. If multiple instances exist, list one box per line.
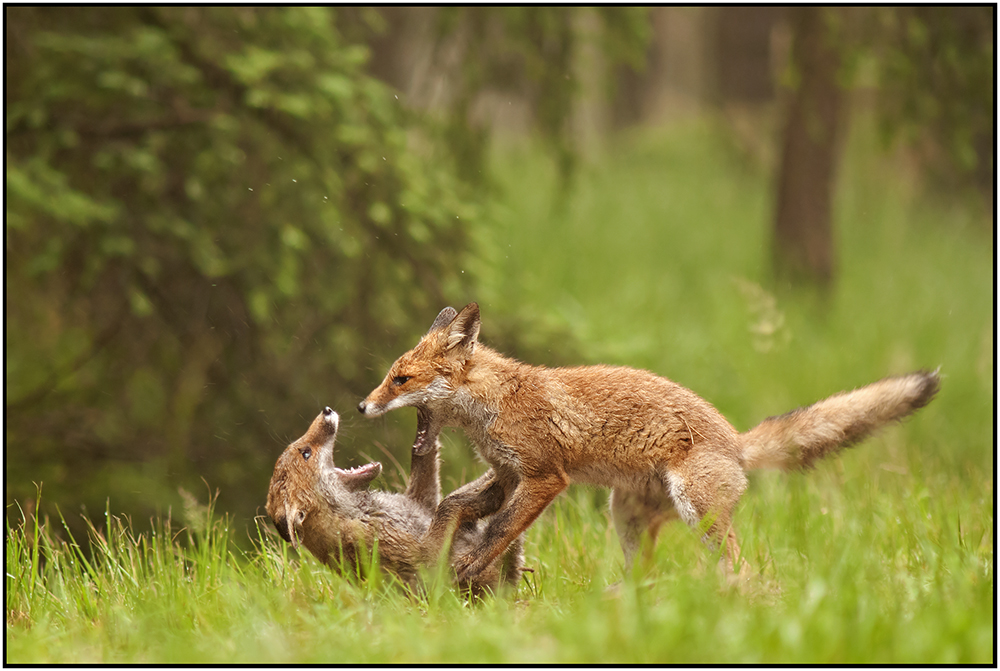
left=412, top=408, right=440, bottom=456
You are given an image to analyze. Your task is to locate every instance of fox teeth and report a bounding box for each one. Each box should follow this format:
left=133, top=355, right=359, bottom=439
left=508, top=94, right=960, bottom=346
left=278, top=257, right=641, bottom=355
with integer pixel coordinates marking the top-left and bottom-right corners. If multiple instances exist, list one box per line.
left=338, top=463, right=378, bottom=474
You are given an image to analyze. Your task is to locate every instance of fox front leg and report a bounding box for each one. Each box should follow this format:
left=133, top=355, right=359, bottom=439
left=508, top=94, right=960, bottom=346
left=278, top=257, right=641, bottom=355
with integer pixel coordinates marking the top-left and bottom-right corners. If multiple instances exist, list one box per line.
left=453, top=472, right=569, bottom=582
left=404, top=410, right=443, bottom=512
left=421, top=469, right=515, bottom=565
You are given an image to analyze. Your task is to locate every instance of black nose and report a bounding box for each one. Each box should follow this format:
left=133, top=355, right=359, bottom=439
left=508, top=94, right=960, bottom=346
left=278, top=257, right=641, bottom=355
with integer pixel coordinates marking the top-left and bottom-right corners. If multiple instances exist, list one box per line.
left=323, top=406, right=334, bottom=416
left=357, top=401, right=366, bottom=414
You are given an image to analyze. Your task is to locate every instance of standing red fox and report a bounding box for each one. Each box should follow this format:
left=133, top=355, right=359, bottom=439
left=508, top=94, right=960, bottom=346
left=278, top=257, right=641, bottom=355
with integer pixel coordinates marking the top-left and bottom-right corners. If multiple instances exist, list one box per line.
left=358, top=303, right=939, bottom=582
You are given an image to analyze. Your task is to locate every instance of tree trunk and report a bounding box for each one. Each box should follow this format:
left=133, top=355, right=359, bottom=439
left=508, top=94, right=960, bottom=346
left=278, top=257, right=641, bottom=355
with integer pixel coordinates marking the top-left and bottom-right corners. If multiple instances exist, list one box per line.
left=715, top=6, right=782, bottom=104
left=773, top=6, right=844, bottom=287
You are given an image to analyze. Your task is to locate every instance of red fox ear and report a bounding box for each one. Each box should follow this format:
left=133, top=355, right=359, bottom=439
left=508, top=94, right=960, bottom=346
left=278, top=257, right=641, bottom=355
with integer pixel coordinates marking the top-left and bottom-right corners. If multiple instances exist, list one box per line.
left=427, top=306, right=458, bottom=334
left=446, top=302, right=480, bottom=355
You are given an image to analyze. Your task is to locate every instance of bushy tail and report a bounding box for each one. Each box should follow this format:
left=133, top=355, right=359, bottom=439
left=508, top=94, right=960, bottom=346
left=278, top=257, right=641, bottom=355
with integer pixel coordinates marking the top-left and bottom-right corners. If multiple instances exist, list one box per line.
left=741, top=370, right=940, bottom=471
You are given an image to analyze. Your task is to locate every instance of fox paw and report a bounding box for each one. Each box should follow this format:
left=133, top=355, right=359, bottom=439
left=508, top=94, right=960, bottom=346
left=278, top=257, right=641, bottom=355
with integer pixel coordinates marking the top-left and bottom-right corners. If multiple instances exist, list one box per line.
left=453, top=553, right=485, bottom=583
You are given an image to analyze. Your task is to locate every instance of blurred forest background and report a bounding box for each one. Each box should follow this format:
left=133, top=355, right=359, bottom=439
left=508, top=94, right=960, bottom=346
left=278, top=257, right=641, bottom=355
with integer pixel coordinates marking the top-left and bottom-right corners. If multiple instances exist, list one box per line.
left=5, top=7, right=994, bottom=548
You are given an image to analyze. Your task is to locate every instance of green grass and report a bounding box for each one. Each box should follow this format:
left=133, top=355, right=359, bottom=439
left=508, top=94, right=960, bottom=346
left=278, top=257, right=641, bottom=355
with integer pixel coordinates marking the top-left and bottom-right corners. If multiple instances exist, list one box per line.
left=6, top=115, right=993, bottom=664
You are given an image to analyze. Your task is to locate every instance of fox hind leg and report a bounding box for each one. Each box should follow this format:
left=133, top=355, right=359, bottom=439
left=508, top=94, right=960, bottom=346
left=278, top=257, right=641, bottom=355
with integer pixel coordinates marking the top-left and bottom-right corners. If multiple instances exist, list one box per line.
left=662, top=456, right=748, bottom=573
left=610, top=485, right=678, bottom=568
left=453, top=472, right=568, bottom=582
left=422, top=469, right=513, bottom=565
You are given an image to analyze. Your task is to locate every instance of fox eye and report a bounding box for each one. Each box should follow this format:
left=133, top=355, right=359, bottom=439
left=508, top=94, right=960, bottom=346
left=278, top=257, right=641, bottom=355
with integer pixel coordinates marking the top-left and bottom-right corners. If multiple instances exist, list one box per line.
left=301, top=448, right=312, bottom=461
left=392, top=375, right=412, bottom=386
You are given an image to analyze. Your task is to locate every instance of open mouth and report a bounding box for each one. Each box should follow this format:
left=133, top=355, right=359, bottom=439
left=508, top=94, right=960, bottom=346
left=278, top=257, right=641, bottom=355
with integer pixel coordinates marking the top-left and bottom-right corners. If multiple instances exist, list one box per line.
left=335, top=462, right=380, bottom=477
left=334, top=461, right=382, bottom=490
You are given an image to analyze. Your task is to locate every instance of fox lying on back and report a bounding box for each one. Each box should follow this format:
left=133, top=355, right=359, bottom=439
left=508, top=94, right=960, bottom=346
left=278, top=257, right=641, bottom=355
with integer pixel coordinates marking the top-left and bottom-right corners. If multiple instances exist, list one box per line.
left=359, top=302, right=940, bottom=582
left=266, top=407, right=522, bottom=594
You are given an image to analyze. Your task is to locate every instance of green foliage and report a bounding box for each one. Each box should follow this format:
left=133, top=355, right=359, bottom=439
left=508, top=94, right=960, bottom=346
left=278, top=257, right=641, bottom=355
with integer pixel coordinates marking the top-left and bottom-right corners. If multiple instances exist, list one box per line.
left=864, top=6, right=994, bottom=193
left=429, top=7, right=650, bottom=184
left=5, top=7, right=479, bottom=533
left=5, top=6, right=651, bottom=543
